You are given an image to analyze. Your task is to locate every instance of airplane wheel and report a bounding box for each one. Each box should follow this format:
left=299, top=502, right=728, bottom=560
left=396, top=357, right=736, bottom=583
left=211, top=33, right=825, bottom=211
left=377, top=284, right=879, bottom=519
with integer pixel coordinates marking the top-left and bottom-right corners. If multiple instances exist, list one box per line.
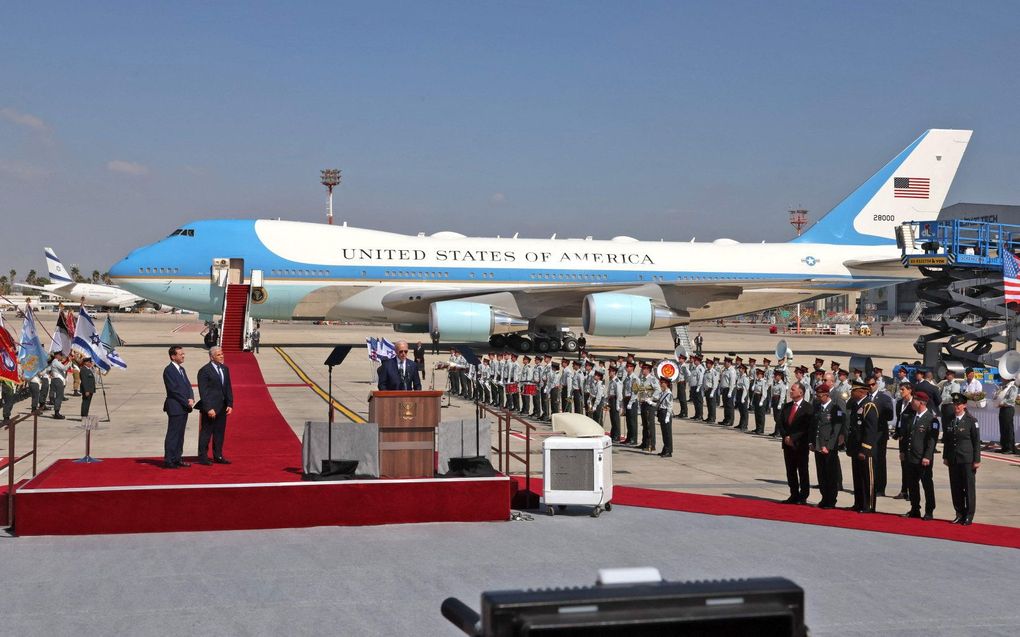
left=536, top=339, right=550, bottom=353
left=518, top=337, right=533, bottom=353
left=549, top=339, right=562, bottom=351
left=561, top=337, right=578, bottom=353
left=490, top=335, right=506, bottom=348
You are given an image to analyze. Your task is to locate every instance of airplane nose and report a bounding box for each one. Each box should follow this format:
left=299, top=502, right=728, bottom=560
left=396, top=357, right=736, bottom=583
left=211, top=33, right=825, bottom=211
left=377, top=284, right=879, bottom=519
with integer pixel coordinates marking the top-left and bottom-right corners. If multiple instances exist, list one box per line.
left=109, top=248, right=142, bottom=279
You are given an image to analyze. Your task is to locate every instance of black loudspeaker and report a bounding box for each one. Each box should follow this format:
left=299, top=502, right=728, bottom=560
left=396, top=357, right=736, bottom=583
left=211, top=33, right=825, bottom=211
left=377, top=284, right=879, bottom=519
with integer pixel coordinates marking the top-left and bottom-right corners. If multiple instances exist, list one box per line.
left=303, top=459, right=359, bottom=481
left=445, top=456, right=499, bottom=477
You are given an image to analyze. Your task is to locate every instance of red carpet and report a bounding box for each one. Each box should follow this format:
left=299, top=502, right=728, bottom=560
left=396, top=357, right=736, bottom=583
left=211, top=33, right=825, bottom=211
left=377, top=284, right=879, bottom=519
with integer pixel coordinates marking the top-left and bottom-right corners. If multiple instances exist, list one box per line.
left=13, top=353, right=510, bottom=535
left=25, top=352, right=303, bottom=489
left=515, top=477, right=1020, bottom=550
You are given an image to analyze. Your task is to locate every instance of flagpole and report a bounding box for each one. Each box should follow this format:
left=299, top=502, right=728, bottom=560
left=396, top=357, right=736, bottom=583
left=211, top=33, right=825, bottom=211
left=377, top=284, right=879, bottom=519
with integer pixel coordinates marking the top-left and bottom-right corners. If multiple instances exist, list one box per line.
left=97, top=370, right=111, bottom=422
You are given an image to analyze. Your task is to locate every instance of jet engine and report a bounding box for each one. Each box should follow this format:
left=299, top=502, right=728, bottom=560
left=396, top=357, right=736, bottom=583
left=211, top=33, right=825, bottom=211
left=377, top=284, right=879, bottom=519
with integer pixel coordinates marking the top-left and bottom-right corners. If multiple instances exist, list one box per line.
left=428, top=300, right=529, bottom=342
left=582, top=293, right=686, bottom=337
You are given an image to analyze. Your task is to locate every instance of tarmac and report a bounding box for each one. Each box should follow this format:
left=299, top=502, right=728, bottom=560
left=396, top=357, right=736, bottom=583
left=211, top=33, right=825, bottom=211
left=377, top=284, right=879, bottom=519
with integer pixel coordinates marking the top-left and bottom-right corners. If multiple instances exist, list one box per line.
left=3, top=315, right=1020, bottom=635
left=4, top=315, right=1019, bottom=527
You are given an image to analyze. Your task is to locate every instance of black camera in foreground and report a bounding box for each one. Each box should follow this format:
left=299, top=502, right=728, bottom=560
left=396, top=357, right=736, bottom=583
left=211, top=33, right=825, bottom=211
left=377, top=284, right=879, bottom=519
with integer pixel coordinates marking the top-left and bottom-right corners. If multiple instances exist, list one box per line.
left=442, top=569, right=807, bottom=636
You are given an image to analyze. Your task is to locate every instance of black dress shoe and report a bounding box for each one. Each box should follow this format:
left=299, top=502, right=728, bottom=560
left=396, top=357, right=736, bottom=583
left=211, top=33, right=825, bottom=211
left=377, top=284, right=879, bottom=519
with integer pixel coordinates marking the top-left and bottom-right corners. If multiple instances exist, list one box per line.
left=780, top=497, right=798, bottom=504
left=177, top=461, right=192, bottom=468
left=164, top=462, right=178, bottom=469
left=961, top=518, right=973, bottom=526
left=892, top=492, right=908, bottom=500
left=922, top=512, right=934, bottom=521
left=901, top=510, right=921, bottom=519
left=197, top=458, right=213, bottom=466
left=52, top=413, right=66, bottom=420
left=951, top=516, right=963, bottom=524
left=213, top=457, right=231, bottom=464
left=659, top=452, right=672, bottom=458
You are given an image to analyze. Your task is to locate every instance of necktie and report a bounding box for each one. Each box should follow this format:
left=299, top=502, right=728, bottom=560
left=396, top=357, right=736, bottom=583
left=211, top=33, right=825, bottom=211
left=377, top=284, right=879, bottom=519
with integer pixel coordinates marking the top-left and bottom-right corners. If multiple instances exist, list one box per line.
left=216, top=364, right=224, bottom=386
left=788, top=401, right=798, bottom=425
left=179, top=366, right=186, bottom=382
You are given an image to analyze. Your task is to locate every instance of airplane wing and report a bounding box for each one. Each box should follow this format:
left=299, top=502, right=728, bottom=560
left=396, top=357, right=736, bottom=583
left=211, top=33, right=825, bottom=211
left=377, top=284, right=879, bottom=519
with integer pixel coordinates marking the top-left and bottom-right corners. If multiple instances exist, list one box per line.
left=13, top=282, right=74, bottom=294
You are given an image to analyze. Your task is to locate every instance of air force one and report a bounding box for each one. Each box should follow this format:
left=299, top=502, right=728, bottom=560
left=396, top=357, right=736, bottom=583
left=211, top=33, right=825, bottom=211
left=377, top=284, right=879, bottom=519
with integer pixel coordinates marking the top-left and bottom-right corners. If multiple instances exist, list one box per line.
left=16, top=248, right=151, bottom=310
left=108, top=129, right=971, bottom=346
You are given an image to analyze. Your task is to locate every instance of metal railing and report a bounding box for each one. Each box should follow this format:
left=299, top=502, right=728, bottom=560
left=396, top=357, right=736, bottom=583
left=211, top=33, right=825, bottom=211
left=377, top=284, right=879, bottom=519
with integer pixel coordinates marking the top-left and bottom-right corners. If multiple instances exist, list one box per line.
left=478, top=403, right=544, bottom=503
left=3, top=411, right=39, bottom=529
left=900, top=219, right=1020, bottom=270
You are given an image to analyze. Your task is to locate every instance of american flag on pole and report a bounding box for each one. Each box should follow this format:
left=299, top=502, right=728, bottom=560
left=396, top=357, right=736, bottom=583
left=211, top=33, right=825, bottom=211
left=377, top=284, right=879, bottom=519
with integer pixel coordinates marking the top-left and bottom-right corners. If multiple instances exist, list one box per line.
left=894, top=177, right=930, bottom=199
left=1004, top=253, right=1020, bottom=305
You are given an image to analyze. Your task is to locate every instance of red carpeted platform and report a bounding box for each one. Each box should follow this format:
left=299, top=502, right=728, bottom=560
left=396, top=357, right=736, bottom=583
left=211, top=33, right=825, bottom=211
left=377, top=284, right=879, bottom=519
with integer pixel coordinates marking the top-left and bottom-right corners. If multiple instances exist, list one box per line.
left=13, top=352, right=510, bottom=535
left=515, top=477, right=1020, bottom=550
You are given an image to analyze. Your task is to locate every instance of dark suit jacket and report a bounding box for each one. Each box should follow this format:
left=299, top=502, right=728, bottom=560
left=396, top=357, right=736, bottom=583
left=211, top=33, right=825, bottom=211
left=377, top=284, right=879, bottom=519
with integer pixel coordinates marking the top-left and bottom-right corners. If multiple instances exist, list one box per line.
left=412, top=344, right=426, bottom=365
left=196, top=362, right=234, bottom=415
left=943, top=413, right=981, bottom=464
left=810, top=400, right=844, bottom=451
left=899, top=408, right=938, bottom=464
left=915, top=380, right=942, bottom=410
left=162, top=363, right=194, bottom=415
left=777, top=399, right=814, bottom=448
left=80, top=367, right=96, bottom=394
left=378, top=357, right=421, bottom=391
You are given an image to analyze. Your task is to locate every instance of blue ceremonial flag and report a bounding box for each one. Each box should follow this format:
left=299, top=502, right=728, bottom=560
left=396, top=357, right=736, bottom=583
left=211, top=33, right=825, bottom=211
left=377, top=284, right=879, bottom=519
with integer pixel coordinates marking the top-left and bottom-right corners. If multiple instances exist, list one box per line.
left=100, top=315, right=126, bottom=347
left=376, top=337, right=396, bottom=360
left=71, top=307, right=111, bottom=372
left=18, top=305, right=48, bottom=380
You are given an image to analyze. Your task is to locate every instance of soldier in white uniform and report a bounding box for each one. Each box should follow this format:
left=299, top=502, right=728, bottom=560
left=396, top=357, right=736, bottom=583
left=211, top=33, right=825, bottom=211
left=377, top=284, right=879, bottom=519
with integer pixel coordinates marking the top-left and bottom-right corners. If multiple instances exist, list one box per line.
left=938, top=369, right=962, bottom=425
left=519, top=356, right=534, bottom=415
left=607, top=366, right=624, bottom=441
left=751, top=366, right=768, bottom=434
left=675, top=353, right=689, bottom=418
left=702, top=358, right=720, bottom=424
left=560, top=358, right=575, bottom=415
left=734, top=363, right=751, bottom=431
left=689, top=355, right=705, bottom=421
left=655, top=376, right=673, bottom=457
left=719, top=357, right=737, bottom=426
left=622, top=361, right=639, bottom=445
left=547, top=361, right=562, bottom=420
left=994, top=375, right=1018, bottom=454
left=769, top=369, right=788, bottom=437
left=638, top=362, right=658, bottom=451
left=572, top=360, right=587, bottom=415
left=589, top=369, right=607, bottom=427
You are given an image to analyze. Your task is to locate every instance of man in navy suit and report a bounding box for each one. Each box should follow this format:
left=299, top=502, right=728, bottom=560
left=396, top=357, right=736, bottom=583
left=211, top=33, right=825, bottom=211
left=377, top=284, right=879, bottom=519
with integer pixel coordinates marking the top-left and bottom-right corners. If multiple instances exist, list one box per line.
left=162, top=345, right=194, bottom=469
left=378, top=340, right=421, bottom=391
left=196, top=346, right=234, bottom=465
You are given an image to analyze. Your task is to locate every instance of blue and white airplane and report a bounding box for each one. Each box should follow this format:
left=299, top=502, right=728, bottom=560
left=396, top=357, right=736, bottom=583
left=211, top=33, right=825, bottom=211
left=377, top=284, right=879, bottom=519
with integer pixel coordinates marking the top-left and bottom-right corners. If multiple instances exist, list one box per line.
left=109, top=129, right=971, bottom=346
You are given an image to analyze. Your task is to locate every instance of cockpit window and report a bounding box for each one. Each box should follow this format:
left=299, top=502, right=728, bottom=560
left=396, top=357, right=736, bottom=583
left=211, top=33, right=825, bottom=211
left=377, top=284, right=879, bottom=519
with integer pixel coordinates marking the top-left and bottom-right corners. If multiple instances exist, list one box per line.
left=167, top=229, right=195, bottom=237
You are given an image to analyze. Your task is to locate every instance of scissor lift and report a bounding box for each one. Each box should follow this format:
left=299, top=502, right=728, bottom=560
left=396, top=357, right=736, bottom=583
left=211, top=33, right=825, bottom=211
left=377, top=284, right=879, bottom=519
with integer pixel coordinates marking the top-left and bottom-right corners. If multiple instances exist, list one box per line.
left=898, top=219, right=1020, bottom=370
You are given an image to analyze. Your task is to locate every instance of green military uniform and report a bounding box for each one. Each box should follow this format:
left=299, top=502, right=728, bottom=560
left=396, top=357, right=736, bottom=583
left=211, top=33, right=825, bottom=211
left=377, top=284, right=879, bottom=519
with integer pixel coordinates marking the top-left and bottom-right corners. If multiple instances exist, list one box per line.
left=943, top=396, right=981, bottom=525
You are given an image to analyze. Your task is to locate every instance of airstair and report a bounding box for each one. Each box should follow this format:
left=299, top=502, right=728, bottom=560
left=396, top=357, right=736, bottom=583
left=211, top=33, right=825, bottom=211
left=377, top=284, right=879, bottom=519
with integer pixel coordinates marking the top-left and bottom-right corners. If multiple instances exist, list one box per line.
left=670, top=324, right=694, bottom=353
left=898, top=219, right=1019, bottom=369
left=219, top=284, right=251, bottom=352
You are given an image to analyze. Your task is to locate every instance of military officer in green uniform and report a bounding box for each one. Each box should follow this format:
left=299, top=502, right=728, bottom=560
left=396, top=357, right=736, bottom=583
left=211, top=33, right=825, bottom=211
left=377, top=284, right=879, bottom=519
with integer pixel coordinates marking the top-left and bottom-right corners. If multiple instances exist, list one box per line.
left=943, top=392, right=981, bottom=525
left=846, top=379, right=880, bottom=513
left=899, top=390, right=939, bottom=520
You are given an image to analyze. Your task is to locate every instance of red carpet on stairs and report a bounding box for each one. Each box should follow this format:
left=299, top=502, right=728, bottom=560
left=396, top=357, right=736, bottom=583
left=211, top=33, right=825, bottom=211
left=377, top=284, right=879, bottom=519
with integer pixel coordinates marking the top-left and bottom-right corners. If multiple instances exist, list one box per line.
left=514, top=477, right=1020, bottom=550
left=25, top=352, right=303, bottom=489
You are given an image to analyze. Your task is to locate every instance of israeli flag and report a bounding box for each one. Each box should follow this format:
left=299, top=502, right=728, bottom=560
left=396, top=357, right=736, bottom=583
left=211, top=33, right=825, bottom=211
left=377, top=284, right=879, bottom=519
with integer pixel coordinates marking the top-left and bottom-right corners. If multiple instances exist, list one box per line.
left=376, top=338, right=396, bottom=360
left=71, top=307, right=111, bottom=372
left=18, top=305, right=48, bottom=380
left=366, top=337, right=379, bottom=362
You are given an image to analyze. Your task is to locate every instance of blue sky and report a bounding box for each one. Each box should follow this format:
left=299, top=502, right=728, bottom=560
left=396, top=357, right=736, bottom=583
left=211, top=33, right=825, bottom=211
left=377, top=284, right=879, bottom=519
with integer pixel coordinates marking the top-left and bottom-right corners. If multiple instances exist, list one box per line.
left=2, top=1, right=1019, bottom=275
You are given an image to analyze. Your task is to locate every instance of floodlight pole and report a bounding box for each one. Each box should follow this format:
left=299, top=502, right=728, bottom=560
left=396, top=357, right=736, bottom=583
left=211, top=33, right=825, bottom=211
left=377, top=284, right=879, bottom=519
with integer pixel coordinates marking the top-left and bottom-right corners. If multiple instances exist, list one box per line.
left=320, top=169, right=342, bottom=225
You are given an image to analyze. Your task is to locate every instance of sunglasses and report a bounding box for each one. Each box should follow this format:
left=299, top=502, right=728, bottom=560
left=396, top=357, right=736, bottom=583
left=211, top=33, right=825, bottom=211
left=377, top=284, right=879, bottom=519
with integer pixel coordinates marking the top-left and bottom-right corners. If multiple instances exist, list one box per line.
left=397, top=349, right=409, bottom=353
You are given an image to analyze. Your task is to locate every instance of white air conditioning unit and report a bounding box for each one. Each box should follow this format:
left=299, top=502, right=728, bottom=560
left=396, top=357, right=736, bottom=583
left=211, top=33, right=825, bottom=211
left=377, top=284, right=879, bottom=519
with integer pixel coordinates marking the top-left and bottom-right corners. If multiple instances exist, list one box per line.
left=543, top=435, right=613, bottom=517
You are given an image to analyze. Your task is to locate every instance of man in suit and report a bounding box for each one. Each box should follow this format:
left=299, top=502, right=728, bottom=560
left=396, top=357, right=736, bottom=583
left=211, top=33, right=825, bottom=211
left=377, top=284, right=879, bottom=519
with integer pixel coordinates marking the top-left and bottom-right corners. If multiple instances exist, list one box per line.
left=867, top=375, right=895, bottom=497
left=378, top=340, right=421, bottom=391
left=412, top=341, right=426, bottom=380
left=899, top=391, right=939, bottom=520
left=777, top=381, right=814, bottom=504
left=891, top=382, right=915, bottom=500
left=196, top=346, right=234, bottom=465
left=943, top=392, right=981, bottom=525
left=809, top=383, right=844, bottom=508
left=162, top=345, right=194, bottom=469
left=79, top=358, right=96, bottom=419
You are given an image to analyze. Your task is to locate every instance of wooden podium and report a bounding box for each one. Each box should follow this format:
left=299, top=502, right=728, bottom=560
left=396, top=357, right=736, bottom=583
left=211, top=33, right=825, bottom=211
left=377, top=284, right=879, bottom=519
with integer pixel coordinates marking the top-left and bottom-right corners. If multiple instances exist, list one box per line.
left=368, top=390, right=443, bottom=478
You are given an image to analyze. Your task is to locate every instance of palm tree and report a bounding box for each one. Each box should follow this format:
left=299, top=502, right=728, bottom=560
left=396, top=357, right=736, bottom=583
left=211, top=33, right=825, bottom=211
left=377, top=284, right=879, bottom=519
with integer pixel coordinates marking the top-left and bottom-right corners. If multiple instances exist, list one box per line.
left=8, top=269, right=16, bottom=285
left=26, top=269, right=37, bottom=285
left=101, top=271, right=112, bottom=285
left=91, top=270, right=101, bottom=283
left=0, top=275, right=8, bottom=294
left=69, top=265, right=83, bottom=283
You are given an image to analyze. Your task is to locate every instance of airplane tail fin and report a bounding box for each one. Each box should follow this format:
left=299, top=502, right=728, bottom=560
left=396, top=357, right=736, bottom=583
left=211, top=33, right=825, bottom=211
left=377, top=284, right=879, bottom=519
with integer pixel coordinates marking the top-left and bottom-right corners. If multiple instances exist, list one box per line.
left=793, top=129, right=972, bottom=245
left=44, top=247, right=74, bottom=283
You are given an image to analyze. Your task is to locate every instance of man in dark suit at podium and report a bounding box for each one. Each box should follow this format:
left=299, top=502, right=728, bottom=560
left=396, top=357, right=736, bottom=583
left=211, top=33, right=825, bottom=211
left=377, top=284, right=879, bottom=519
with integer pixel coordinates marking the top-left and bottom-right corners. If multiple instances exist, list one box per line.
left=196, top=346, right=234, bottom=465
left=162, top=345, right=194, bottom=469
left=378, top=340, right=421, bottom=391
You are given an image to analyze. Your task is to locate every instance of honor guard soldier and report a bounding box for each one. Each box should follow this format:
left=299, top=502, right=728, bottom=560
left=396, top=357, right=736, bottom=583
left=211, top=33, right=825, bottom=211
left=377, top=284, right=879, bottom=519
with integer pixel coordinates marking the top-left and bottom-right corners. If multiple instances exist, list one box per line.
left=993, top=375, right=1017, bottom=454
left=572, top=360, right=587, bottom=415
left=478, top=357, right=491, bottom=404
left=937, top=369, right=962, bottom=424
left=537, top=355, right=552, bottom=420
left=607, top=366, right=624, bottom=441
left=719, top=357, right=737, bottom=426
left=675, top=353, right=689, bottom=418
left=899, top=391, right=938, bottom=520
left=547, top=361, right=562, bottom=420
left=810, top=383, right=844, bottom=508
left=893, top=365, right=910, bottom=395
left=793, top=366, right=813, bottom=403
left=751, top=366, right=768, bottom=434
left=943, top=393, right=981, bottom=525
left=871, top=367, right=886, bottom=392
left=519, top=356, right=534, bottom=415
left=583, top=359, right=597, bottom=417
left=638, top=362, right=657, bottom=451
left=656, top=377, right=674, bottom=457
left=812, top=357, right=825, bottom=375
left=508, top=353, right=522, bottom=411
left=852, top=368, right=864, bottom=385
left=833, top=369, right=852, bottom=409
left=589, top=369, right=607, bottom=427
left=560, top=359, right=574, bottom=414
left=769, top=369, right=788, bottom=436
left=622, top=361, right=639, bottom=445
left=812, top=369, right=825, bottom=390
left=846, top=379, right=880, bottom=513
left=702, top=358, right=720, bottom=424
left=734, top=363, right=750, bottom=430
left=688, top=355, right=705, bottom=421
